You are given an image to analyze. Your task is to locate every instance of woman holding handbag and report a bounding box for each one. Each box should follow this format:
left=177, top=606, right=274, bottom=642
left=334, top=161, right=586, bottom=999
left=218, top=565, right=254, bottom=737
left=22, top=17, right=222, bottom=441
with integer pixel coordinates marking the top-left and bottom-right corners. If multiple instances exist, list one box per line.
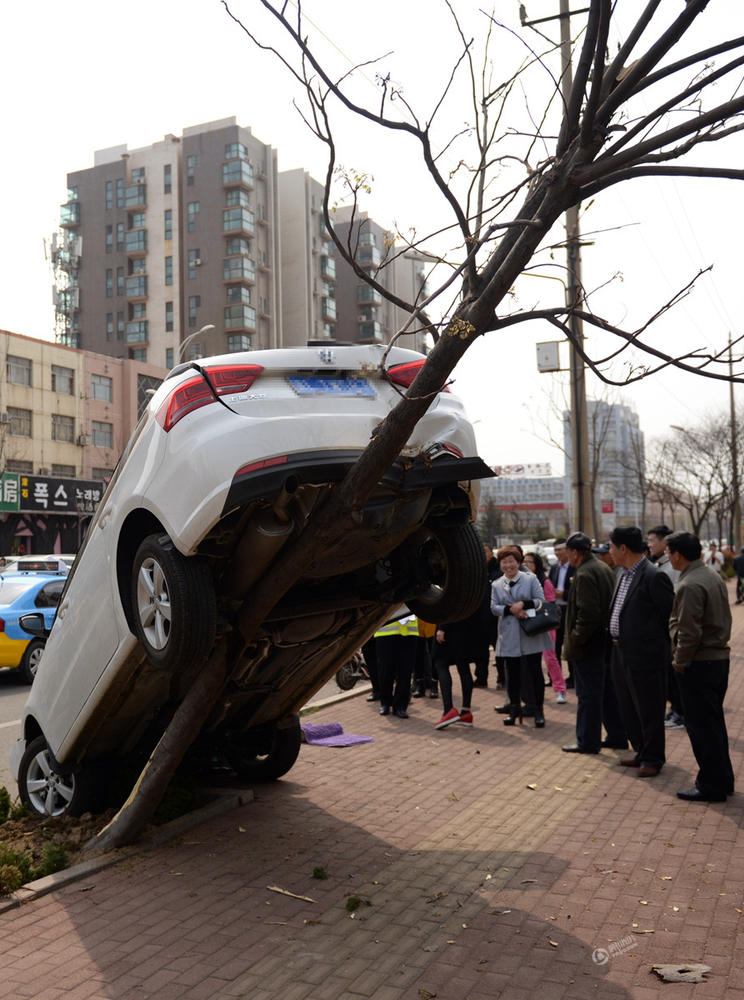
left=491, top=546, right=554, bottom=728
left=523, top=552, right=567, bottom=704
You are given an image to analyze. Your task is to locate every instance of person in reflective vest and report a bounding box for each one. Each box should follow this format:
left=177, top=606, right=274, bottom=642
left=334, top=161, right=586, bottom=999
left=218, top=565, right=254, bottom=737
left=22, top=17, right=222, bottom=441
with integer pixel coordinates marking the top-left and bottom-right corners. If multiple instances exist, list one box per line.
left=374, top=614, right=419, bottom=718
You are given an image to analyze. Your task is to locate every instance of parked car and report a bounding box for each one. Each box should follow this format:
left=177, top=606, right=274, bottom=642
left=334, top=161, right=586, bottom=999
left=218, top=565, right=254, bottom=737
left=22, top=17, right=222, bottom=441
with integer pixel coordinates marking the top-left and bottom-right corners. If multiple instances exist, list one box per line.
left=11, top=344, right=492, bottom=817
left=0, top=574, right=65, bottom=683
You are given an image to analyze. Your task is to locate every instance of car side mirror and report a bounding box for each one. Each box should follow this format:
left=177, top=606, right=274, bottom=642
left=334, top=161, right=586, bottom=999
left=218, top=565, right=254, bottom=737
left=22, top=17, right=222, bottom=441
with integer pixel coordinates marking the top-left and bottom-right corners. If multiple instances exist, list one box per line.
left=18, top=613, right=51, bottom=640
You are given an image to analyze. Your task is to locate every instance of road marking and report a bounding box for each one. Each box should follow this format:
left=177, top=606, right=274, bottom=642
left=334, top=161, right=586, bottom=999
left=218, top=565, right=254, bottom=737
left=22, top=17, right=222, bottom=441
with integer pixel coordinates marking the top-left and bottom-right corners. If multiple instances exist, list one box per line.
left=0, top=719, right=20, bottom=730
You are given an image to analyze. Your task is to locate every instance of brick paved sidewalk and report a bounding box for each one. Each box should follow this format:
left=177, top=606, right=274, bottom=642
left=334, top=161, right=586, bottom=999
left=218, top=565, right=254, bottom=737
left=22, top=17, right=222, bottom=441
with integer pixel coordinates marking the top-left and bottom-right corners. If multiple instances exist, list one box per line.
left=2, top=592, right=744, bottom=999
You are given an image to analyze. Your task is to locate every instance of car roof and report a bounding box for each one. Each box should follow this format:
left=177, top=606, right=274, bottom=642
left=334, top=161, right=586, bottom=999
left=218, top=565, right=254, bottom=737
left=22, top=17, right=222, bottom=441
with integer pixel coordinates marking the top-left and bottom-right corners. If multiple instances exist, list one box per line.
left=0, top=572, right=66, bottom=605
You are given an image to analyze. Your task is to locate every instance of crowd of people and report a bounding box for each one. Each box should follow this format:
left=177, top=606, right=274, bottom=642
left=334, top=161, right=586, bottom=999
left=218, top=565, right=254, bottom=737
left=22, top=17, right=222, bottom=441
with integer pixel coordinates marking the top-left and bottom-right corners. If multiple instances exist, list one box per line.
left=362, top=526, right=735, bottom=804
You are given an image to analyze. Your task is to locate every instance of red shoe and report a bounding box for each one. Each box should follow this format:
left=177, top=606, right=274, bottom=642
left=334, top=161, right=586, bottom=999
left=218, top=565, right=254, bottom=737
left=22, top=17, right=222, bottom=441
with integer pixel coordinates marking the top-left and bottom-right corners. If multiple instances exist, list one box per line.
left=454, top=710, right=474, bottom=727
left=435, top=708, right=460, bottom=730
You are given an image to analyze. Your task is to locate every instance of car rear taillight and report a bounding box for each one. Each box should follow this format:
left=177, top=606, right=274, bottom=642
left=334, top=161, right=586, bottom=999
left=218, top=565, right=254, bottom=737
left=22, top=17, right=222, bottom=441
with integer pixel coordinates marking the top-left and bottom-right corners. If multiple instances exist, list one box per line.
left=156, top=375, right=215, bottom=432
left=0, top=618, right=5, bottom=633
left=203, top=363, right=264, bottom=396
left=387, top=359, right=450, bottom=392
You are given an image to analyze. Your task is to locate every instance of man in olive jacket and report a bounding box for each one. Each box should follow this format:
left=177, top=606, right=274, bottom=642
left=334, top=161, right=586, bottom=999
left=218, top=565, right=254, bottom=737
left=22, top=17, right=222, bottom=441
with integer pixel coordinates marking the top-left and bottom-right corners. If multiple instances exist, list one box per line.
left=667, top=531, right=734, bottom=802
left=561, top=532, right=615, bottom=754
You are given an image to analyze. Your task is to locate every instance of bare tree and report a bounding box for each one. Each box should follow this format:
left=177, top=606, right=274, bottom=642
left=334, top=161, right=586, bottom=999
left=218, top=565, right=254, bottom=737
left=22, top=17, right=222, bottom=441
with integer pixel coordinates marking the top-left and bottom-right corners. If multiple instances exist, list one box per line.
left=652, top=418, right=730, bottom=535
left=91, top=1, right=744, bottom=848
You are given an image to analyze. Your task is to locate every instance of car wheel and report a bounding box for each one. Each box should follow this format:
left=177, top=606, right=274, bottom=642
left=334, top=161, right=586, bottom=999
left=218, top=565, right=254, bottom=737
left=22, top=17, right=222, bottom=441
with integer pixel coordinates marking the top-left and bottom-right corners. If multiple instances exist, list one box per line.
left=224, top=717, right=302, bottom=782
left=132, top=534, right=217, bottom=672
left=18, top=736, right=91, bottom=818
left=405, top=523, right=487, bottom=624
left=19, top=639, right=44, bottom=685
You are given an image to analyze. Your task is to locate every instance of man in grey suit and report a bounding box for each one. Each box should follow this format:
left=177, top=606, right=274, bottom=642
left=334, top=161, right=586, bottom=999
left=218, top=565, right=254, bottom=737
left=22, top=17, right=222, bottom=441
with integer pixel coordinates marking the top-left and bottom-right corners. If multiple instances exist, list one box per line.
left=608, top=525, right=674, bottom=777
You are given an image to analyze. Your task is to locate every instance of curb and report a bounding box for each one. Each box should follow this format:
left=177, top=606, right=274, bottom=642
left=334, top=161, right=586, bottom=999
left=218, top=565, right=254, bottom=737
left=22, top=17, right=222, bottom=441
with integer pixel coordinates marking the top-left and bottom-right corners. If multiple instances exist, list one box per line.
left=301, top=681, right=372, bottom=715
left=0, top=787, right=253, bottom=914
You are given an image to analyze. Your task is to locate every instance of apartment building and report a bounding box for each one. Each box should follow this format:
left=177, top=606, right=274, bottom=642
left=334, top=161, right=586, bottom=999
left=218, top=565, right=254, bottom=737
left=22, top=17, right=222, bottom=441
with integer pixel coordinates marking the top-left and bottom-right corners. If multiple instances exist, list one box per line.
left=0, top=329, right=166, bottom=553
left=53, top=118, right=281, bottom=367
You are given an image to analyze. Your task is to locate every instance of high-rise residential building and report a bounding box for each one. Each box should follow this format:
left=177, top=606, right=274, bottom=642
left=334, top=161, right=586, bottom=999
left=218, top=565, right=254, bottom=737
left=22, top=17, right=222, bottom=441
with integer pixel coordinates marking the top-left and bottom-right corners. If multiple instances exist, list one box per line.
left=52, top=118, right=281, bottom=367
left=563, top=399, right=645, bottom=525
left=330, top=207, right=430, bottom=353
left=278, top=169, right=337, bottom=344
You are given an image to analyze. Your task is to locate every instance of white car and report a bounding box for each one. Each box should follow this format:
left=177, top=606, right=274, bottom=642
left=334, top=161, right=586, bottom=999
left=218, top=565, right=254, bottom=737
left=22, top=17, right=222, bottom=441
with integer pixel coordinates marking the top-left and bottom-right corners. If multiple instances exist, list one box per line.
left=11, top=344, right=491, bottom=817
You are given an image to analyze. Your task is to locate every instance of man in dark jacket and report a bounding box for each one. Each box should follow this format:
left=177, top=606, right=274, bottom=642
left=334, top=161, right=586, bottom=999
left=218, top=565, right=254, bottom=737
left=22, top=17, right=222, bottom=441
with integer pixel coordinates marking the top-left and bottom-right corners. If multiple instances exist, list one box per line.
left=608, top=525, right=674, bottom=778
left=561, top=532, right=615, bottom=754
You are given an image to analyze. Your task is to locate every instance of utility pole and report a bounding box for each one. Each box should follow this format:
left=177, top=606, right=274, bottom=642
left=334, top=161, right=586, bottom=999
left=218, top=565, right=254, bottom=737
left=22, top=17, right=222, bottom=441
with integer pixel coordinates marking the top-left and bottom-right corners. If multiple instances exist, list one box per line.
left=559, top=0, right=593, bottom=535
left=729, top=338, right=741, bottom=549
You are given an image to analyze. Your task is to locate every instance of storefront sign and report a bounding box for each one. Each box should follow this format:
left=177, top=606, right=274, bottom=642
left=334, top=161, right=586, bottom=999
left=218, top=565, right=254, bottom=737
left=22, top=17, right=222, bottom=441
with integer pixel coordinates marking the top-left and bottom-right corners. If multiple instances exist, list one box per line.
left=5, top=475, right=106, bottom=514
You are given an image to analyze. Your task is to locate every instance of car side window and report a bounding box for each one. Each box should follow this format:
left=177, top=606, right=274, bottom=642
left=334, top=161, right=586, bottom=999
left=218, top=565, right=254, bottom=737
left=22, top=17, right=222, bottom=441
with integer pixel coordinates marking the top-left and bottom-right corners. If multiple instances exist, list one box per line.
left=35, top=582, right=64, bottom=609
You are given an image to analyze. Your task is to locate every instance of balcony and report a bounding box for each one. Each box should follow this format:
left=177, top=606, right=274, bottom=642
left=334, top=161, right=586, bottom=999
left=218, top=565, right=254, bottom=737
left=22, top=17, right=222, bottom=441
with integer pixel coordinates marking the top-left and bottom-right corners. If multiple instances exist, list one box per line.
left=319, top=220, right=333, bottom=242
left=358, top=245, right=381, bottom=268
left=223, top=207, right=255, bottom=236
left=358, top=321, right=383, bottom=341
left=321, top=256, right=336, bottom=281
left=222, top=161, right=254, bottom=188
left=125, top=320, right=148, bottom=343
left=56, top=287, right=80, bottom=312
left=124, top=229, right=148, bottom=255
left=222, top=256, right=256, bottom=283
left=124, top=183, right=147, bottom=208
left=224, top=304, right=256, bottom=330
left=60, top=202, right=80, bottom=227
left=125, top=275, right=148, bottom=299
left=322, top=297, right=337, bottom=321
left=226, top=285, right=252, bottom=306
left=357, top=284, right=382, bottom=305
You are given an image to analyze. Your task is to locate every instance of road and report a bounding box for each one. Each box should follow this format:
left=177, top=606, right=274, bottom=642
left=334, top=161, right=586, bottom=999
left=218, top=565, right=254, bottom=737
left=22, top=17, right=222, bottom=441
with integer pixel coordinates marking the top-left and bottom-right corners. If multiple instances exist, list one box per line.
left=0, top=669, right=31, bottom=798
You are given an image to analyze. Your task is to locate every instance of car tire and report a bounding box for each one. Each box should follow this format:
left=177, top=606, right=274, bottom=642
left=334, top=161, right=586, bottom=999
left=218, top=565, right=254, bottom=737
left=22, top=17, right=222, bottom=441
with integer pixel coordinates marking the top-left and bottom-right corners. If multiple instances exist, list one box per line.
left=132, top=534, right=217, bottom=673
left=19, top=639, right=44, bottom=685
left=224, top=717, right=302, bottom=782
left=405, top=523, right=487, bottom=624
left=18, top=736, right=93, bottom=818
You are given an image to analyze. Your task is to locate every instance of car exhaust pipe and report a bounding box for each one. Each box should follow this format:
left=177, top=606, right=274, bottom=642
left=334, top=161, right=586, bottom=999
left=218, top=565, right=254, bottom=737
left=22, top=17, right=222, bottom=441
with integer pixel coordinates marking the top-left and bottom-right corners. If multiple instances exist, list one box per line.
left=228, top=477, right=300, bottom=597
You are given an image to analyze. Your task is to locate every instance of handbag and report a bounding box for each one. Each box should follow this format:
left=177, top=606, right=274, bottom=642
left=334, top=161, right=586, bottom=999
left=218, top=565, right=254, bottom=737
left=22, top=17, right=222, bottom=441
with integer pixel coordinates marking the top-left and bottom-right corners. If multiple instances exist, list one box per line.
left=518, top=599, right=560, bottom=636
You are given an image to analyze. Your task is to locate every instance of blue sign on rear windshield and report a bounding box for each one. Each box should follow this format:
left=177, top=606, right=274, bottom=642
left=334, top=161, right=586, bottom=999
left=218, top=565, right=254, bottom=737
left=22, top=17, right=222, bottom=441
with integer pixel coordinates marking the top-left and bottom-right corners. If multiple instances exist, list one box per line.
left=287, top=376, right=376, bottom=398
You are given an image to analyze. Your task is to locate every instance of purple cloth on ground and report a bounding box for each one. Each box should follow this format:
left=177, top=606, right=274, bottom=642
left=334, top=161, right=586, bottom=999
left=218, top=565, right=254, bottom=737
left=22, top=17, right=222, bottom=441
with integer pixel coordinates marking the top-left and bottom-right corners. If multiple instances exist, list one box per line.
left=301, top=721, right=373, bottom=747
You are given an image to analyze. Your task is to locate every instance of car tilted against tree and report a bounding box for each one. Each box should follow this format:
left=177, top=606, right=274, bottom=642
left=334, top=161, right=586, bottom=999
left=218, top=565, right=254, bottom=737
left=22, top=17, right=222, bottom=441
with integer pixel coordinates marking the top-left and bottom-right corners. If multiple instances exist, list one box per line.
left=11, top=344, right=491, bottom=817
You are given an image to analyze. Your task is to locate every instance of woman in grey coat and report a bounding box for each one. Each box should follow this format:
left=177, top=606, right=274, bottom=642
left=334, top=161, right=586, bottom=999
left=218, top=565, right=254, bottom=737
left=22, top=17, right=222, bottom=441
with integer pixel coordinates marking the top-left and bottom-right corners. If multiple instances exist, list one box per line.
left=491, top=545, right=554, bottom=727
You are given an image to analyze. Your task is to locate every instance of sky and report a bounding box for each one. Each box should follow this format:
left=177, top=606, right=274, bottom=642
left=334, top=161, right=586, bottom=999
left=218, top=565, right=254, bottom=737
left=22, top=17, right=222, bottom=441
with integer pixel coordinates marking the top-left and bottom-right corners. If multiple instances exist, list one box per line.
left=2, top=0, right=742, bottom=475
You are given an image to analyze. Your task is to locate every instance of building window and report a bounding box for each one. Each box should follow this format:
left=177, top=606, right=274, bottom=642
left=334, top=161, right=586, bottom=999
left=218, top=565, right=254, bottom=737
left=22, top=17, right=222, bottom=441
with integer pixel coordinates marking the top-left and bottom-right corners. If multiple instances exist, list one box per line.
left=130, top=349, right=147, bottom=362
left=129, top=211, right=146, bottom=229
left=51, top=365, right=74, bottom=395
left=105, top=225, right=113, bottom=254
left=225, top=142, right=248, bottom=160
left=51, top=413, right=75, bottom=443
left=187, top=201, right=199, bottom=232
left=6, top=460, right=32, bottom=473
left=92, top=421, right=113, bottom=448
left=7, top=356, right=31, bottom=387
left=166, top=348, right=174, bottom=370
left=226, top=189, right=250, bottom=209
left=116, top=178, right=124, bottom=208
left=52, top=464, right=76, bottom=478
left=224, top=304, right=256, bottom=329
left=131, top=167, right=145, bottom=182
left=129, top=301, right=146, bottom=320
left=117, top=266, right=125, bottom=296
left=226, top=285, right=251, bottom=305
left=226, top=236, right=251, bottom=256
left=164, top=209, right=172, bottom=240
left=105, top=269, right=113, bottom=298
left=7, top=407, right=32, bottom=437
left=223, top=207, right=254, bottom=233
left=165, top=301, right=174, bottom=332
left=227, top=334, right=251, bottom=352
left=105, top=180, right=113, bottom=210
left=91, top=374, right=113, bottom=402
left=106, top=313, right=114, bottom=341
left=116, top=222, right=124, bottom=251
left=117, top=311, right=125, bottom=340
left=188, top=295, right=200, bottom=328
left=165, top=255, right=173, bottom=286
left=186, top=154, right=196, bottom=186
left=164, top=163, right=172, bottom=194
left=130, top=257, right=146, bottom=275
left=92, top=467, right=114, bottom=481
left=188, top=249, right=200, bottom=279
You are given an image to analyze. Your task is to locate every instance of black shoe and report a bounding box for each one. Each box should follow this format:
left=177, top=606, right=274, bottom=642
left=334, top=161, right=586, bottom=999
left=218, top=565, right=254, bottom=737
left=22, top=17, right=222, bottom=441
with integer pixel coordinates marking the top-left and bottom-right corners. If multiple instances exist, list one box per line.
left=412, top=688, right=425, bottom=699
left=677, top=787, right=727, bottom=802
left=534, top=713, right=545, bottom=728
left=495, top=703, right=512, bottom=714
left=503, top=708, right=523, bottom=727
left=601, top=738, right=629, bottom=749
left=366, top=692, right=380, bottom=702
left=379, top=705, right=391, bottom=715
left=562, top=744, right=599, bottom=754
left=394, top=708, right=409, bottom=719
left=429, top=687, right=439, bottom=698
